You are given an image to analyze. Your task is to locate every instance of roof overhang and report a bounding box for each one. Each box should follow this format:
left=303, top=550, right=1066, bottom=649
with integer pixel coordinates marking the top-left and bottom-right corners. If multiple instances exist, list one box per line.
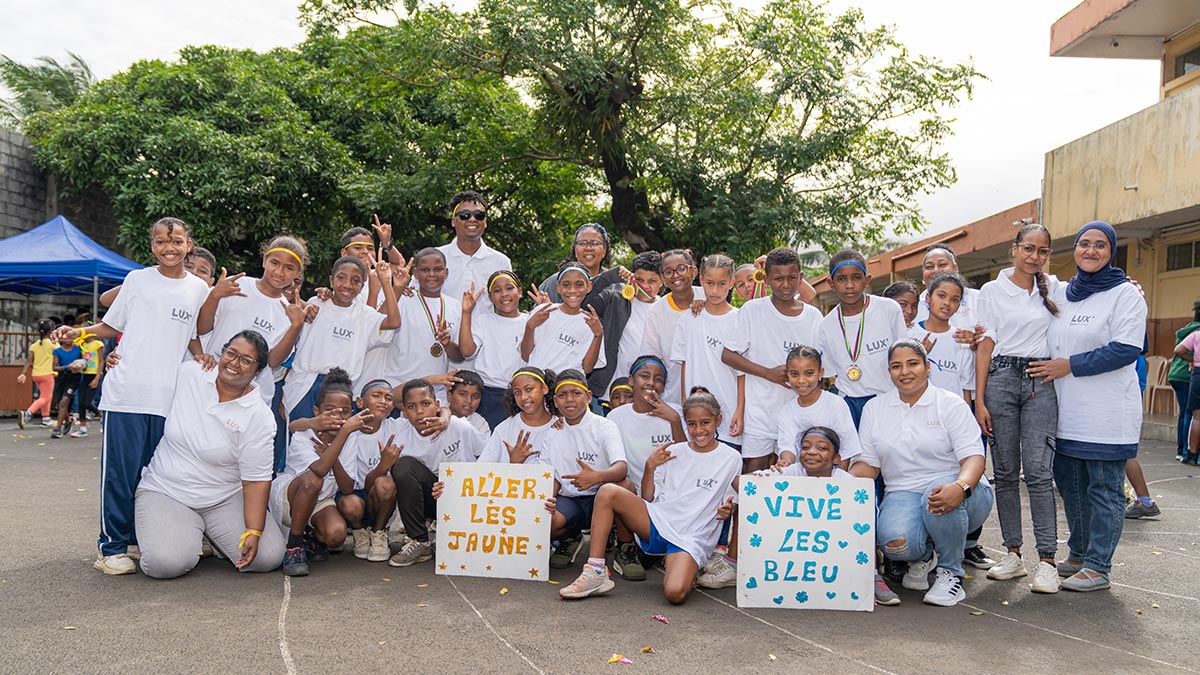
left=1051, top=0, right=1200, bottom=59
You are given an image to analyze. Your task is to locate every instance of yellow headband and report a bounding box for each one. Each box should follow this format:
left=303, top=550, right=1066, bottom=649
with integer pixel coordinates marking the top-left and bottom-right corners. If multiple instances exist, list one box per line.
left=489, top=271, right=520, bottom=292
left=266, top=247, right=304, bottom=266
left=554, top=380, right=590, bottom=394
left=609, top=384, right=633, bottom=394
left=511, top=370, right=546, bottom=386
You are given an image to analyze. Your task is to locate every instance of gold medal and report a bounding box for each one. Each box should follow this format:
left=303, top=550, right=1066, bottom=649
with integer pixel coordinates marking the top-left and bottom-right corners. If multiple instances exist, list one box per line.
left=430, top=343, right=444, bottom=358
left=847, top=365, right=862, bottom=381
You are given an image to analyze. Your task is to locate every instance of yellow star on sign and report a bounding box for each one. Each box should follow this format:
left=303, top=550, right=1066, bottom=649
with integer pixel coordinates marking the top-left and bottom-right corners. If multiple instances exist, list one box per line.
left=534, top=516, right=541, bottom=524
left=487, top=471, right=494, bottom=478
left=529, top=568, right=540, bottom=578
left=443, top=513, right=451, bottom=521
left=438, top=563, right=447, bottom=571
left=444, top=467, right=453, bottom=477
left=536, top=544, right=543, bottom=550
left=500, top=527, right=507, bottom=534
left=486, top=565, right=492, bottom=571
left=460, top=564, right=466, bottom=570
left=538, top=493, right=546, bottom=500
left=488, top=499, right=494, bottom=505
left=543, top=472, right=551, bottom=480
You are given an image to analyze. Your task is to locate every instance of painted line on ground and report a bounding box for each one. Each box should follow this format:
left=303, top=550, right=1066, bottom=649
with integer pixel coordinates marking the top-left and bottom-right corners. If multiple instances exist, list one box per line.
left=1146, top=476, right=1200, bottom=486
left=445, top=576, right=546, bottom=675
left=278, top=576, right=298, bottom=675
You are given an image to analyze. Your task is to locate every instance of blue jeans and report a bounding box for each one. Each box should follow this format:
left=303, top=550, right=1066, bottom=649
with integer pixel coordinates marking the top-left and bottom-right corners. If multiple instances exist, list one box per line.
left=1052, top=453, right=1125, bottom=574
left=876, top=472, right=994, bottom=577
left=1171, top=379, right=1191, bottom=457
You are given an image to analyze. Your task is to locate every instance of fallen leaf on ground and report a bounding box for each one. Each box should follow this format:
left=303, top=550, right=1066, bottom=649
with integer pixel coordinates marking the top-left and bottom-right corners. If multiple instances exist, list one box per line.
left=77, top=488, right=86, bottom=492
left=500, top=588, right=509, bottom=595
left=382, top=578, right=392, bottom=582
left=641, top=647, right=654, bottom=654
left=378, top=641, right=386, bottom=645
left=1152, top=551, right=1163, bottom=556
left=548, top=580, right=560, bottom=585
left=417, top=583, right=428, bottom=588
left=769, top=654, right=777, bottom=661
left=1152, top=604, right=1160, bottom=609
left=1136, top=609, right=1144, bottom=615
left=417, top=603, right=428, bottom=608
left=1000, top=600, right=1009, bottom=605
left=64, top=626, right=76, bottom=630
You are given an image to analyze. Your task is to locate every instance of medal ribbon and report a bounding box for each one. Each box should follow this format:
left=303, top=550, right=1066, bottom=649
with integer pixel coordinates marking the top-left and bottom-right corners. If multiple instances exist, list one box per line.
left=836, top=297, right=869, bottom=363
left=419, top=294, right=444, bottom=341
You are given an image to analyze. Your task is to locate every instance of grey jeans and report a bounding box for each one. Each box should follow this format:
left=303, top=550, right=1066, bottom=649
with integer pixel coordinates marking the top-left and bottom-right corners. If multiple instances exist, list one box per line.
left=134, top=488, right=286, bottom=579
left=985, top=363, right=1059, bottom=558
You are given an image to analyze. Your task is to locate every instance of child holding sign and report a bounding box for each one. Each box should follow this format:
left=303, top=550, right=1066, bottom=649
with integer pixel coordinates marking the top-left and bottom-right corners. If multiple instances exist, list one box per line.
left=559, top=391, right=741, bottom=604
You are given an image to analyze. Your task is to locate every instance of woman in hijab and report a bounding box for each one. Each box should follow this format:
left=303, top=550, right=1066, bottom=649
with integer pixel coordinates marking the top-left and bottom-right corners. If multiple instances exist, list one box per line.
left=1027, top=221, right=1147, bottom=592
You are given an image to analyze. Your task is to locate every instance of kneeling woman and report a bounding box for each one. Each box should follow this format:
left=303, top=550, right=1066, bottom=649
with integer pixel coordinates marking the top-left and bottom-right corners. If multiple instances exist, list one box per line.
left=851, top=339, right=994, bottom=607
left=558, top=391, right=741, bottom=604
left=134, top=330, right=285, bottom=578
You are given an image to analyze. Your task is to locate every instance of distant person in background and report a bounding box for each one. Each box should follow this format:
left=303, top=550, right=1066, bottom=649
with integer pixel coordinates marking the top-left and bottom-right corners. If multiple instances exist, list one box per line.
left=49, top=330, right=85, bottom=439
left=1168, top=302, right=1200, bottom=462
left=70, top=333, right=106, bottom=438
left=16, top=319, right=58, bottom=429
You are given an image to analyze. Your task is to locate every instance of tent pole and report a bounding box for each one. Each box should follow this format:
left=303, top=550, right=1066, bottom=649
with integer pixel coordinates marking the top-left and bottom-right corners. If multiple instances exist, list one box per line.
left=92, top=276, right=99, bottom=322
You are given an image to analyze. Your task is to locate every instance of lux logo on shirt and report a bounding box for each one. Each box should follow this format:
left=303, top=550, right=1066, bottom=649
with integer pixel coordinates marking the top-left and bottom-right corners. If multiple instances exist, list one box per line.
left=705, top=336, right=724, bottom=349
left=930, top=358, right=957, bottom=373
left=782, top=340, right=802, bottom=352
left=864, top=338, right=889, bottom=355
left=253, top=316, right=275, bottom=333
left=696, top=478, right=719, bottom=490
left=333, top=327, right=354, bottom=341
left=578, top=451, right=599, bottom=464
left=556, top=333, right=580, bottom=348
left=1070, top=315, right=1094, bottom=325
left=171, top=308, right=193, bottom=322
left=442, top=440, right=462, bottom=457
left=223, top=418, right=242, bottom=433
left=650, top=434, right=673, bottom=445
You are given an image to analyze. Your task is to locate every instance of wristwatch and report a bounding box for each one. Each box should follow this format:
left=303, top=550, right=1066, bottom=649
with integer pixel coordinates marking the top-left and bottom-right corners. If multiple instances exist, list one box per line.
left=955, top=479, right=973, bottom=498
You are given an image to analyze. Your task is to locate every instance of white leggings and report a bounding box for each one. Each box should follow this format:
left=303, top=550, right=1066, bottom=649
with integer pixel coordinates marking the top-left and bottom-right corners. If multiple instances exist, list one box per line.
left=134, top=488, right=285, bottom=579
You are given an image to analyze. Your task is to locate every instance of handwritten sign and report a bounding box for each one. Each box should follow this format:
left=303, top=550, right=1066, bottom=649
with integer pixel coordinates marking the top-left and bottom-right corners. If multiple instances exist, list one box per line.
left=736, top=475, right=875, bottom=611
left=435, top=462, right=553, bottom=582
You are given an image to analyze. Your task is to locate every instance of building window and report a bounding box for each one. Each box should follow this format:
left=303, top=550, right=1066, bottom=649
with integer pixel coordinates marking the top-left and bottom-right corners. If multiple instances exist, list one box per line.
left=1176, top=45, right=1200, bottom=79
left=1166, top=242, right=1198, bottom=271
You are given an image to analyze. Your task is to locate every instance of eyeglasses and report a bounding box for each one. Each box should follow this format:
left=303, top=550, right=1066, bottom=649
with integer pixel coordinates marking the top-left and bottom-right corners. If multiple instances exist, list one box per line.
left=1075, top=240, right=1109, bottom=251
left=662, top=263, right=692, bottom=277
left=221, top=349, right=258, bottom=369
left=576, top=240, right=606, bottom=249
left=456, top=210, right=487, bottom=222
left=1016, top=243, right=1052, bottom=257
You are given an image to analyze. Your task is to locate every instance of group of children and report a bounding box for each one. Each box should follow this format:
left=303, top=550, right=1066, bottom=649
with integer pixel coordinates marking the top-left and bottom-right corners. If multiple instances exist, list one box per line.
left=26, top=197, right=1031, bottom=607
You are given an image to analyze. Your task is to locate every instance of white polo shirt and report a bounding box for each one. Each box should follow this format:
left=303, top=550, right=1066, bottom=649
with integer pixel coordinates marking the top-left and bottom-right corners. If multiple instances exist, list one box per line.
left=138, top=362, right=275, bottom=509
left=817, top=295, right=906, bottom=398
left=724, top=297, right=822, bottom=440
left=1048, top=282, right=1146, bottom=445
left=537, top=411, right=627, bottom=497
left=438, top=239, right=512, bottom=315
left=977, top=268, right=1062, bottom=358
left=100, top=267, right=210, bottom=417
left=776, top=391, right=862, bottom=462
left=857, top=385, right=986, bottom=493
left=391, top=416, right=486, bottom=476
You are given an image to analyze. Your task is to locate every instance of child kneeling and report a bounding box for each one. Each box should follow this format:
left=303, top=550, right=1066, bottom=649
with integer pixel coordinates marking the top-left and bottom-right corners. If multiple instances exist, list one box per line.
left=557, top=391, right=740, bottom=604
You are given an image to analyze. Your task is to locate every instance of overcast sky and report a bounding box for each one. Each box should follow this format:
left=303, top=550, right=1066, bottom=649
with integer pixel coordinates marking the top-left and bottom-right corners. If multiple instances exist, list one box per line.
left=0, top=0, right=1162, bottom=239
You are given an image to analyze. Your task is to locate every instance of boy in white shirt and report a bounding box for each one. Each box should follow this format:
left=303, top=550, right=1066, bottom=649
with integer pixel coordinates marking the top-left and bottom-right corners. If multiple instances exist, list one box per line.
left=448, top=371, right=490, bottom=438
left=522, top=263, right=606, bottom=374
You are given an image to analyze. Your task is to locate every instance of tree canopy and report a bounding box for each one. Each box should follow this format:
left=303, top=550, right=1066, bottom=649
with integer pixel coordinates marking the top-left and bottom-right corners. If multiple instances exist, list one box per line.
left=0, top=52, right=95, bottom=128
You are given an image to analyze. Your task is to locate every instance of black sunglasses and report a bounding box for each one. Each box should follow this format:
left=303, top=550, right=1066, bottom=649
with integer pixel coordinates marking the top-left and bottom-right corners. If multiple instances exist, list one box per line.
left=456, top=210, right=487, bottom=222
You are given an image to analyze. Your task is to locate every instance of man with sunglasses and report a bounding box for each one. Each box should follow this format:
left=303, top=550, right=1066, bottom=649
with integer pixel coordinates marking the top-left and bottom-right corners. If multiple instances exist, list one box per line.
left=437, top=191, right=513, bottom=316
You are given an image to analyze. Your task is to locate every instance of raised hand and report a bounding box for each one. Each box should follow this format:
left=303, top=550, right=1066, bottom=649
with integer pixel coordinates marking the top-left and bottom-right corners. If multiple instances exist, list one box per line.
left=378, top=434, right=403, bottom=470
left=526, top=303, right=557, bottom=329
left=503, top=429, right=536, bottom=464
left=920, top=332, right=937, bottom=354
left=462, top=282, right=484, bottom=315
left=646, top=442, right=675, bottom=470
left=341, top=409, right=374, bottom=435
left=211, top=268, right=248, bottom=300
left=281, top=292, right=306, bottom=328
left=374, top=246, right=393, bottom=286
left=583, top=304, right=603, bottom=337
left=526, top=284, right=551, bottom=307
left=371, top=214, right=393, bottom=250
left=715, top=495, right=736, bottom=521
left=193, top=353, right=217, bottom=371
left=428, top=369, right=463, bottom=388
left=434, top=317, right=453, bottom=346
left=563, top=457, right=603, bottom=491
left=645, top=390, right=680, bottom=422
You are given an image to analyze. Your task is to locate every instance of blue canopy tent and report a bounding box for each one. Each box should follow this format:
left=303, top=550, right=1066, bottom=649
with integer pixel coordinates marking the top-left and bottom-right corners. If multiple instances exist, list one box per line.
left=0, top=215, right=141, bottom=319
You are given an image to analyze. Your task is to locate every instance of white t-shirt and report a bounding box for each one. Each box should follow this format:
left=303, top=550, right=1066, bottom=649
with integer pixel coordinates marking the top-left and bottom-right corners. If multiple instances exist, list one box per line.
left=1048, top=282, right=1146, bottom=445
left=100, top=267, right=210, bottom=416
left=537, top=412, right=626, bottom=497
left=640, top=442, right=741, bottom=566
left=344, top=418, right=405, bottom=490
left=376, top=292, right=463, bottom=398
left=137, top=362, right=274, bottom=509
left=463, top=412, right=491, bottom=438
left=776, top=391, right=862, bottom=462
left=909, top=323, right=975, bottom=395
left=605, top=403, right=681, bottom=488
left=277, top=432, right=345, bottom=500
left=477, top=414, right=557, bottom=464
left=470, top=311, right=529, bottom=389
left=526, top=304, right=606, bottom=374
left=724, top=298, right=821, bottom=440
left=977, top=268, right=1062, bottom=358
left=817, top=295, right=906, bottom=398
left=916, top=286, right=981, bottom=329
left=640, top=288, right=702, bottom=405
left=392, top=416, right=486, bottom=475
left=203, top=276, right=292, bottom=405
left=857, top=385, right=987, bottom=493
left=614, top=299, right=654, bottom=386
left=438, top=239, right=512, bottom=316
left=283, top=298, right=387, bottom=414
left=670, top=308, right=741, bottom=441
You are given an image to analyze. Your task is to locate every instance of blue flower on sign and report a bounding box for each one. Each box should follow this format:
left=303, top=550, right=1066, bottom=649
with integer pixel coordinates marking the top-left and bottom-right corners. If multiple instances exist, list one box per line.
left=854, top=488, right=869, bottom=504
left=856, top=551, right=869, bottom=565
left=744, top=482, right=757, bottom=496
left=749, top=534, right=763, bottom=548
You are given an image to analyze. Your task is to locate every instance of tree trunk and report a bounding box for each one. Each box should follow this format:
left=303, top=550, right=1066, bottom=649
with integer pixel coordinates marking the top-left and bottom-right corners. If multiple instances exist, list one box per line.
left=600, top=128, right=664, bottom=253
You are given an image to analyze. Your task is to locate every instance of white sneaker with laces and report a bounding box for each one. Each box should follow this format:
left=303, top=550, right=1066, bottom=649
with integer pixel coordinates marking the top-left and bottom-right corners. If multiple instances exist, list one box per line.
left=923, top=568, right=966, bottom=606
left=367, top=529, right=390, bottom=562
left=559, top=564, right=615, bottom=599
left=388, top=539, right=433, bottom=567
left=94, top=553, right=136, bottom=575
left=697, top=556, right=737, bottom=589
left=352, top=529, right=371, bottom=559
left=902, top=551, right=938, bottom=591
left=1030, top=561, right=1061, bottom=594
left=701, top=549, right=723, bottom=575
left=986, top=551, right=1028, bottom=580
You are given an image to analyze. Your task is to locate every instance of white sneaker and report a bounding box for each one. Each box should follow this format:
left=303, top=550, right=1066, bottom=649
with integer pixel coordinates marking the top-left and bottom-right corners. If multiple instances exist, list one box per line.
left=986, top=552, right=1028, bottom=580
left=923, top=568, right=966, bottom=606
left=1030, top=561, right=1061, bottom=594
left=94, top=553, right=136, bottom=575
left=125, top=544, right=141, bottom=561
left=697, top=556, right=737, bottom=589
left=352, top=528, right=371, bottom=559
left=701, top=549, right=723, bottom=575
left=902, top=552, right=938, bottom=591
left=367, top=529, right=390, bottom=562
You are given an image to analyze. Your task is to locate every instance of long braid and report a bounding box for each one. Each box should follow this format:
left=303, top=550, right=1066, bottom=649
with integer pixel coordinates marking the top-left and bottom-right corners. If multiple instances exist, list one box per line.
left=1034, top=270, right=1058, bottom=316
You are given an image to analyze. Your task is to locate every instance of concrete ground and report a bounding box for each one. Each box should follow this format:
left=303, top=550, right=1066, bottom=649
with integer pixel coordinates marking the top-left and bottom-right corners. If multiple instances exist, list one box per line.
left=1, top=422, right=1197, bottom=675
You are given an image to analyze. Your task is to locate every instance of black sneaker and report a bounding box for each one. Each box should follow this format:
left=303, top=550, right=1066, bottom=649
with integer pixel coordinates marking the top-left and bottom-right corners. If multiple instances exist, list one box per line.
left=1184, top=453, right=1199, bottom=466
left=963, top=546, right=996, bottom=570
left=549, top=534, right=582, bottom=569
left=613, top=541, right=646, bottom=581
left=61, top=416, right=74, bottom=437
left=303, top=530, right=330, bottom=562
left=882, top=558, right=909, bottom=583
left=282, top=546, right=309, bottom=577
left=605, top=526, right=617, bottom=553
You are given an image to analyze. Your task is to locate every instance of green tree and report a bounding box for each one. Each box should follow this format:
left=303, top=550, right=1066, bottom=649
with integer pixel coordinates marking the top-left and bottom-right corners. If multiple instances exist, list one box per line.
left=0, top=52, right=95, bottom=129
left=305, top=0, right=981, bottom=260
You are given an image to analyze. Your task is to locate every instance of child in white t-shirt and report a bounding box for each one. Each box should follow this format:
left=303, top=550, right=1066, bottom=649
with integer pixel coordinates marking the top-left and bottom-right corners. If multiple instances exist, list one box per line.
left=670, top=254, right=744, bottom=448
left=522, top=263, right=605, bottom=375
left=458, top=270, right=530, bottom=429
left=558, top=391, right=741, bottom=605
left=477, top=367, right=560, bottom=464
left=604, top=356, right=687, bottom=490
left=909, top=273, right=975, bottom=403
left=775, top=346, right=862, bottom=468
left=334, top=380, right=403, bottom=564
left=447, top=370, right=490, bottom=438
left=640, top=249, right=700, bottom=406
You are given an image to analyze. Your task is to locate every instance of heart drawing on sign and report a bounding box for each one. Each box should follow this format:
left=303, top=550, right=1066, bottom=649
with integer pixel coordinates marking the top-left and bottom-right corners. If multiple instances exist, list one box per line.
left=825, top=483, right=839, bottom=495
left=826, top=591, right=837, bottom=599
left=853, top=522, right=871, bottom=535
left=837, top=540, right=848, bottom=549
left=774, top=481, right=788, bottom=492
left=772, top=596, right=784, bottom=605
left=747, top=512, right=759, bottom=525
left=746, top=577, right=758, bottom=589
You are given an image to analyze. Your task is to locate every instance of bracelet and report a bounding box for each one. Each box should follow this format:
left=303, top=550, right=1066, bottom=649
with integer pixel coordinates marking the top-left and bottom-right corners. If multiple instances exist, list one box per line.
left=239, top=529, right=263, bottom=548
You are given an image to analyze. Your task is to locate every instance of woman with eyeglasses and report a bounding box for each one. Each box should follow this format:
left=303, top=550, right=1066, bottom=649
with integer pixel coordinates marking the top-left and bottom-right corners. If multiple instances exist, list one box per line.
left=537, top=223, right=625, bottom=305
left=133, top=330, right=285, bottom=579
left=974, top=223, right=1064, bottom=593
left=1027, top=221, right=1147, bottom=592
